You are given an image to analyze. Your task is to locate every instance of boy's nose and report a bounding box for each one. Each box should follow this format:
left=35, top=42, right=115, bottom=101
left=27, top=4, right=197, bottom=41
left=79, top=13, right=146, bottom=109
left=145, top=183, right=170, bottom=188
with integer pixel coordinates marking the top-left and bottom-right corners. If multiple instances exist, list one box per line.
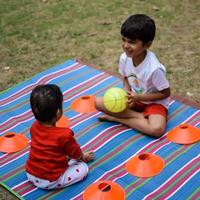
left=123, top=41, right=130, bottom=49
left=124, top=42, right=130, bottom=49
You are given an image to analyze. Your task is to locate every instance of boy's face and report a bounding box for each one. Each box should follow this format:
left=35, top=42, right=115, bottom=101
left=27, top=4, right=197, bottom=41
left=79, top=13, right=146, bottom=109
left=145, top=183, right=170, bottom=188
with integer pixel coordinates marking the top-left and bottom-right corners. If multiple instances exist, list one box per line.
left=121, top=36, right=151, bottom=58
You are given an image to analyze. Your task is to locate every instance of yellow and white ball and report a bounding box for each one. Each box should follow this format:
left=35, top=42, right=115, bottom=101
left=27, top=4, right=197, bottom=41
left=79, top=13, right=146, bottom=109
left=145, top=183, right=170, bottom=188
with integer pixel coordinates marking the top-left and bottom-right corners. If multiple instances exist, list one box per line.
left=103, top=87, right=127, bottom=113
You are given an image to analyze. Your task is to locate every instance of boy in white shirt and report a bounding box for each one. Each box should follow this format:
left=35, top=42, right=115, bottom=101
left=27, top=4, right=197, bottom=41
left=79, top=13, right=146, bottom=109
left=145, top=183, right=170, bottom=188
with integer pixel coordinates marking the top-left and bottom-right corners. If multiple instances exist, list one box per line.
left=95, top=14, right=171, bottom=137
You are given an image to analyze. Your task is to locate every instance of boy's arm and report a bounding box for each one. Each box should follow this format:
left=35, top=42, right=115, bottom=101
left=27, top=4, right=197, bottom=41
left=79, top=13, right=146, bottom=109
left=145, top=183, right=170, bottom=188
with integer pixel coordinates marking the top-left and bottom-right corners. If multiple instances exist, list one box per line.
left=129, top=68, right=170, bottom=103
left=128, top=88, right=171, bottom=103
left=122, top=76, right=131, bottom=92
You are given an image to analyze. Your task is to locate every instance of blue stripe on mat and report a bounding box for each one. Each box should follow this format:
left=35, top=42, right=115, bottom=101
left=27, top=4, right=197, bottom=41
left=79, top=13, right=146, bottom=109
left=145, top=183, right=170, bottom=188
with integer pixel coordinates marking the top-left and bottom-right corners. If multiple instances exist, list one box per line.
left=0, top=59, right=199, bottom=200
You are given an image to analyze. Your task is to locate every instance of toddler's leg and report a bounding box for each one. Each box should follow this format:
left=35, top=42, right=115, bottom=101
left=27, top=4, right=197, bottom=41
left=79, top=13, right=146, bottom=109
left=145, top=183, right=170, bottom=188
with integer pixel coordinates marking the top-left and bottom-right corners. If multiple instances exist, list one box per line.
left=26, top=160, right=89, bottom=189
left=55, top=159, right=89, bottom=188
left=26, top=173, right=54, bottom=189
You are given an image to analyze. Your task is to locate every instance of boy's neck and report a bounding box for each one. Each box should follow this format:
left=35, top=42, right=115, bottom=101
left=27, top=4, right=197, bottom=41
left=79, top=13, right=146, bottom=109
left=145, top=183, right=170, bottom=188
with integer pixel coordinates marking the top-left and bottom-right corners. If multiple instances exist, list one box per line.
left=132, top=50, right=147, bottom=67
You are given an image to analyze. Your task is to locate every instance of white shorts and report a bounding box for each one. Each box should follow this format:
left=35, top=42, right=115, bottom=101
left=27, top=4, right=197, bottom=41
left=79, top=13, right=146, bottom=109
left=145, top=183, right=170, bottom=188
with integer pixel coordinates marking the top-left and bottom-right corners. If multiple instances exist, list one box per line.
left=26, top=159, right=88, bottom=189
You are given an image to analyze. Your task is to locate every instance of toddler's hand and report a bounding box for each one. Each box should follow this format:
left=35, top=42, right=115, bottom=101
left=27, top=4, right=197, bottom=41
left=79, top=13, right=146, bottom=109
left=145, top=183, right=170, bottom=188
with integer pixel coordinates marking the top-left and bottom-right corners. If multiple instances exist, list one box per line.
left=82, top=151, right=95, bottom=163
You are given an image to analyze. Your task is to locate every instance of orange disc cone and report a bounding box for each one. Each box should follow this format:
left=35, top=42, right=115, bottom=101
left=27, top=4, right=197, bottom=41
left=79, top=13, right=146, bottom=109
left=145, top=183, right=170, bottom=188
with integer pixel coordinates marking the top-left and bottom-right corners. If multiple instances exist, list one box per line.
left=167, top=123, right=200, bottom=144
left=70, top=95, right=97, bottom=113
left=56, top=115, right=70, bottom=127
left=125, top=153, right=165, bottom=177
left=0, top=132, right=29, bottom=153
left=83, top=181, right=125, bottom=200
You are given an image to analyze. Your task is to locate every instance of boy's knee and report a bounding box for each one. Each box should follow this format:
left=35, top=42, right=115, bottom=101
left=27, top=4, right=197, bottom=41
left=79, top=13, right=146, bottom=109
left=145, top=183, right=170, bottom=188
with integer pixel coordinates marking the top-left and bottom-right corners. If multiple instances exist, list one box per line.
left=150, top=125, right=165, bottom=138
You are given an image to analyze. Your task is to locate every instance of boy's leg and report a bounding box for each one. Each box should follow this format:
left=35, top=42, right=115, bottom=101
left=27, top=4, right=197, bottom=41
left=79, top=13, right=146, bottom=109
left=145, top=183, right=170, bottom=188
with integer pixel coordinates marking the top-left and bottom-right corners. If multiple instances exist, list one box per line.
left=102, top=114, right=166, bottom=137
left=95, top=97, right=144, bottom=119
left=96, top=97, right=167, bottom=137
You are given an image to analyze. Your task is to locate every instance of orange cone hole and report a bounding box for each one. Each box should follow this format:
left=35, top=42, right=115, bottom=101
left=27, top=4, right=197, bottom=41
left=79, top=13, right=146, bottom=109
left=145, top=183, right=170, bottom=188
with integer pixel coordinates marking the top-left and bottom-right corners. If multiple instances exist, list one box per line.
left=125, top=153, right=165, bottom=178
left=5, top=133, right=15, bottom=138
left=70, top=95, right=97, bottom=113
left=0, top=132, right=29, bottom=153
left=56, top=115, right=70, bottom=127
left=83, top=181, right=125, bottom=200
left=98, top=182, right=111, bottom=192
left=139, top=153, right=150, bottom=160
left=167, top=123, right=200, bottom=144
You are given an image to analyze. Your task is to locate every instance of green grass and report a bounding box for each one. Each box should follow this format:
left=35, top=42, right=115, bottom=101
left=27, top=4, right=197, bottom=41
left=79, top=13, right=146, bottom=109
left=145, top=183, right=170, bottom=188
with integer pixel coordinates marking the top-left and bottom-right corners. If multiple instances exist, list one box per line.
left=1, top=0, right=199, bottom=103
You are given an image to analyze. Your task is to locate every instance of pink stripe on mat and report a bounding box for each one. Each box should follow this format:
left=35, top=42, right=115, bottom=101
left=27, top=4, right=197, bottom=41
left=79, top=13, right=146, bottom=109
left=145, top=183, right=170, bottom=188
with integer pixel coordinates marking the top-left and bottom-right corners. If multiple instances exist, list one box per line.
left=89, top=134, right=142, bottom=170
left=191, top=190, right=200, bottom=200
left=0, top=73, right=110, bottom=135
left=71, top=116, right=200, bottom=200
left=0, top=62, right=81, bottom=106
left=2, top=101, right=199, bottom=199
left=144, top=156, right=200, bottom=200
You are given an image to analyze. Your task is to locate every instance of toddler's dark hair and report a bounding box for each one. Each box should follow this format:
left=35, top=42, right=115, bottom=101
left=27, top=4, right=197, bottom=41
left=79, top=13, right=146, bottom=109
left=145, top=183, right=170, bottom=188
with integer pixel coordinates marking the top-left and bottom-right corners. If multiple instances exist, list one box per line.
left=121, top=14, right=156, bottom=45
left=30, top=84, right=63, bottom=123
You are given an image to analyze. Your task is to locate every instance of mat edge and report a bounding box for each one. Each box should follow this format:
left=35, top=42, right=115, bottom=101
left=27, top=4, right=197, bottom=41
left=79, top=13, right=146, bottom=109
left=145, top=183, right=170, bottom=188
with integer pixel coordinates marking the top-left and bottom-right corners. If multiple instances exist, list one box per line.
left=0, top=182, right=24, bottom=200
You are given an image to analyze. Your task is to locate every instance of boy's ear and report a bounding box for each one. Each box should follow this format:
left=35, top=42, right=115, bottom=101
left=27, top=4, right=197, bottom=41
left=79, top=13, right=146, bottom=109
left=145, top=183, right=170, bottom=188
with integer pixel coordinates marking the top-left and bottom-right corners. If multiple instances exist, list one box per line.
left=144, top=41, right=152, bottom=49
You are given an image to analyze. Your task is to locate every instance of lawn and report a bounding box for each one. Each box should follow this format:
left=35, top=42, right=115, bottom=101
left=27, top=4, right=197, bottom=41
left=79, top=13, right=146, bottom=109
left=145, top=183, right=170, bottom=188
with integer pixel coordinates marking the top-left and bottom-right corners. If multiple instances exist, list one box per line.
left=0, top=0, right=200, bottom=199
left=1, top=0, right=200, bottom=103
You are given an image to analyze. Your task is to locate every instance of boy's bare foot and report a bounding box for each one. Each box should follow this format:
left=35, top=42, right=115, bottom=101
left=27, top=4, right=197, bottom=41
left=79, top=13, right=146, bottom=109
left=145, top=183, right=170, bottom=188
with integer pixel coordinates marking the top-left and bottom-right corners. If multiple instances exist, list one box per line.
left=82, top=151, right=95, bottom=162
left=98, top=114, right=116, bottom=122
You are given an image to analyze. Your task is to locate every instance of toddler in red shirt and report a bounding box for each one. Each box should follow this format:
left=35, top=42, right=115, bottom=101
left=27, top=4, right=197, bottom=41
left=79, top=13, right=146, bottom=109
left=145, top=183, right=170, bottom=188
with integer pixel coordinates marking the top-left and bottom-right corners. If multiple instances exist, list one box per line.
left=25, top=84, right=94, bottom=189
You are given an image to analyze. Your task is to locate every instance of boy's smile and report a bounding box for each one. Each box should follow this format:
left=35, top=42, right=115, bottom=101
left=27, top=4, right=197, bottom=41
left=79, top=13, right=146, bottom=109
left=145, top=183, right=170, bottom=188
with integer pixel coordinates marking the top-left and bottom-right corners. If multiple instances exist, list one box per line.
left=122, top=36, right=151, bottom=65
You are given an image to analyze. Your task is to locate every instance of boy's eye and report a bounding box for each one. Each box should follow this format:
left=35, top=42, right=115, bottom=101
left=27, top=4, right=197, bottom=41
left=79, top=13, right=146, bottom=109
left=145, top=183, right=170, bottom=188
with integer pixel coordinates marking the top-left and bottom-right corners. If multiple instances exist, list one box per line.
left=129, top=40, right=136, bottom=44
left=122, top=37, right=126, bottom=42
left=122, top=37, right=136, bottom=44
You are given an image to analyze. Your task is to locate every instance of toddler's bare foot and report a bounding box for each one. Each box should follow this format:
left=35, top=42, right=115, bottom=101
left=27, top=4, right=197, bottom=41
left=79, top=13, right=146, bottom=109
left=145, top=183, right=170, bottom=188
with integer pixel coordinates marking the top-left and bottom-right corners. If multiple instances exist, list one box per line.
left=82, top=151, right=95, bottom=162
left=98, top=114, right=116, bottom=122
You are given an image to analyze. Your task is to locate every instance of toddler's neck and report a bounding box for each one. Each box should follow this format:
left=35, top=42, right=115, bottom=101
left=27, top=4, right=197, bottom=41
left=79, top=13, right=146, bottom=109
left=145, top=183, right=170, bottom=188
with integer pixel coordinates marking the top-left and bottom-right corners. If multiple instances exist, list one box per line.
left=39, top=121, right=56, bottom=127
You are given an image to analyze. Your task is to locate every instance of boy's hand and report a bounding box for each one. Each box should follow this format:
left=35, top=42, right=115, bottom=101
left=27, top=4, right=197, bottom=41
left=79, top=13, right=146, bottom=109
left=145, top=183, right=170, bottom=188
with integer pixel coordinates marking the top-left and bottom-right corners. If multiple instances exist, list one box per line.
left=126, top=91, right=141, bottom=108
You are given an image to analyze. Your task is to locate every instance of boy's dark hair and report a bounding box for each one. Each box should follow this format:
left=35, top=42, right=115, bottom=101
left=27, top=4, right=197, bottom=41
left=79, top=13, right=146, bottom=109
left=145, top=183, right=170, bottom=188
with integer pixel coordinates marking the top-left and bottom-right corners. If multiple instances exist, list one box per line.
left=30, top=84, right=63, bottom=123
left=121, top=14, right=156, bottom=45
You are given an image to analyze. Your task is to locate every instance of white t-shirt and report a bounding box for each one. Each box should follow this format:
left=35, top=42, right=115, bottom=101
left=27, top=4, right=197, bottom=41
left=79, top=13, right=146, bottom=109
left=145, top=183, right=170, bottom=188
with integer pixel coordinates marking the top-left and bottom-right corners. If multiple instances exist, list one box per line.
left=119, top=50, right=170, bottom=108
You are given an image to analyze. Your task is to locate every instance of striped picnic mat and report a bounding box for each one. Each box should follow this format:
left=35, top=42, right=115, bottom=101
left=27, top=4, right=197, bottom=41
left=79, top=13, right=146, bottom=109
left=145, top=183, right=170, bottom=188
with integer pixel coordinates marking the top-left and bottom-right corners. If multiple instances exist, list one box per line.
left=0, top=59, right=199, bottom=200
